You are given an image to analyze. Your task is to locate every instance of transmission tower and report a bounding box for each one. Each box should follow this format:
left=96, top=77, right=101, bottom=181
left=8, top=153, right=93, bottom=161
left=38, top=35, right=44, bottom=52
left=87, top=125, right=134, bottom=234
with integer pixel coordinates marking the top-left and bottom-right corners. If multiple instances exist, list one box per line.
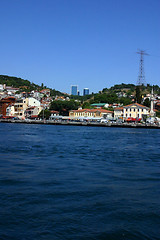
left=136, top=49, right=149, bottom=86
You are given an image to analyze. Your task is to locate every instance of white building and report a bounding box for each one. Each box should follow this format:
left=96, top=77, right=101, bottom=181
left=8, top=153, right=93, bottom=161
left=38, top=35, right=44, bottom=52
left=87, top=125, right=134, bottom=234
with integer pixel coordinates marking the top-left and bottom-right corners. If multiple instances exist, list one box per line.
left=6, top=104, right=15, bottom=117
left=28, top=97, right=41, bottom=107
left=0, top=84, right=4, bottom=91
left=114, top=107, right=123, bottom=119
left=123, top=103, right=149, bottom=119
left=114, top=103, right=150, bottom=120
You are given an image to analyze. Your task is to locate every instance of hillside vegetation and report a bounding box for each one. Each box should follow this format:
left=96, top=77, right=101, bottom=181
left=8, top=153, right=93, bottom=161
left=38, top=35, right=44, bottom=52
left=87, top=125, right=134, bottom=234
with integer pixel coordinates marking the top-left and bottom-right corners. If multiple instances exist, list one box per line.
left=0, top=75, right=63, bottom=96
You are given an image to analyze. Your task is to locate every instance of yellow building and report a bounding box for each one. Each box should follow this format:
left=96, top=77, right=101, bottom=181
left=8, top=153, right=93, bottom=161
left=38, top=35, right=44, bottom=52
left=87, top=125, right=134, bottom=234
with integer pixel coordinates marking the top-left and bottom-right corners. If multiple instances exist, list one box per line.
left=14, top=99, right=28, bottom=119
left=69, top=109, right=113, bottom=119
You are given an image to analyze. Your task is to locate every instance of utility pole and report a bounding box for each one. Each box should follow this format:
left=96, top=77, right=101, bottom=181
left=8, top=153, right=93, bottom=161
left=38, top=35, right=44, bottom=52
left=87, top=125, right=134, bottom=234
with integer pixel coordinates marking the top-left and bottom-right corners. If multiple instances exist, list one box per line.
left=136, top=49, right=149, bottom=86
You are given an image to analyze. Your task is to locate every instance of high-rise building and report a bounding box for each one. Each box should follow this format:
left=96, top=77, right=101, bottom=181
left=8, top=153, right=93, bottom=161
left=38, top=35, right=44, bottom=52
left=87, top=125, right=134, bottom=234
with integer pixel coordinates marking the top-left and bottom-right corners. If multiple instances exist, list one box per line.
left=71, top=85, right=78, bottom=95
left=83, top=88, right=89, bottom=96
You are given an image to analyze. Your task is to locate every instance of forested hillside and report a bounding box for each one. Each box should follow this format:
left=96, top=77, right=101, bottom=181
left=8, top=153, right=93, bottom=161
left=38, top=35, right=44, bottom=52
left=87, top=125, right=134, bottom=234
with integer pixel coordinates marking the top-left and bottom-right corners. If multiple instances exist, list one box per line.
left=0, top=75, right=63, bottom=96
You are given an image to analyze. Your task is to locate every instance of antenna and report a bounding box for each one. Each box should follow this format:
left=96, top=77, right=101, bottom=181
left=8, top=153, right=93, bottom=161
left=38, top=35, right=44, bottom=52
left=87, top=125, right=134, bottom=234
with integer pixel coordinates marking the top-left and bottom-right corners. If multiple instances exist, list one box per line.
left=136, top=49, right=149, bottom=86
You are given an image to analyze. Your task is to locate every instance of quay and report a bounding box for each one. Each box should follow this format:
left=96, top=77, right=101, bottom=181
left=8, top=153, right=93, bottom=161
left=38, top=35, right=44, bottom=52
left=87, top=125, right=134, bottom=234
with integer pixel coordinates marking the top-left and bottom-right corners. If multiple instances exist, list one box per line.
left=0, top=119, right=160, bottom=129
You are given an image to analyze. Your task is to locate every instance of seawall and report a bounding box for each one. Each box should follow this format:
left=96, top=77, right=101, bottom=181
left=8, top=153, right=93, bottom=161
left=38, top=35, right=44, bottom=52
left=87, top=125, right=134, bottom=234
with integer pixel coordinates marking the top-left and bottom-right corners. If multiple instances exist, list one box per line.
left=0, top=119, right=160, bottom=129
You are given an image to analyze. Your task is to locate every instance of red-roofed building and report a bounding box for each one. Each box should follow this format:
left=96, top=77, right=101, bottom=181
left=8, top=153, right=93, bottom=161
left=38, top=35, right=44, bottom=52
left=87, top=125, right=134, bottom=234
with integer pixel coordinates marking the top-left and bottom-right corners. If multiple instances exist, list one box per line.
left=114, top=103, right=151, bottom=120
left=0, top=97, right=16, bottom=116
left=123, top=103, right=150, bottom=119
left=40, top=89, right=50, bottom=97
left=69, top=109, right=113, bottom=119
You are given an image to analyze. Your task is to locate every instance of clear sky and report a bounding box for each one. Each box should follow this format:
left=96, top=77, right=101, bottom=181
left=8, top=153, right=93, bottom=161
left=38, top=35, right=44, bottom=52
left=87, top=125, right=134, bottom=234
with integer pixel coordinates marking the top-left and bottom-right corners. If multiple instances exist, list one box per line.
left=0, top=0, right=159, bottom=94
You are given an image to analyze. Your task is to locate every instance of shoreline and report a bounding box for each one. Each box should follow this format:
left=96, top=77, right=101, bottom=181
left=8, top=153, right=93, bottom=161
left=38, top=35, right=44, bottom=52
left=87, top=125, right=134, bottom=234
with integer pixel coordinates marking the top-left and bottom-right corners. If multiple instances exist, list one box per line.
left=1, top=119, right=160, bottom=129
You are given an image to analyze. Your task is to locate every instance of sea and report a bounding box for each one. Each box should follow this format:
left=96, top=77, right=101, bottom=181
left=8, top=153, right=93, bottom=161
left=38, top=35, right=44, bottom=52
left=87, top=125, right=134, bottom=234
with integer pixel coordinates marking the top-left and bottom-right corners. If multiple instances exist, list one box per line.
left=0, top=123, right=160, bottom=240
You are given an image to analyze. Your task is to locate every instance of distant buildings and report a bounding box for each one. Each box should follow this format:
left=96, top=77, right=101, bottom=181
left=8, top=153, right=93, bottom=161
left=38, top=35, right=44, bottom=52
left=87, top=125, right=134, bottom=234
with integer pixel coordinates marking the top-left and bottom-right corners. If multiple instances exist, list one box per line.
left=83, top=88, right=89, bottom=96
left=71, top=86, right=90, bottom=96
left=71, top=85, right=78, bottom=95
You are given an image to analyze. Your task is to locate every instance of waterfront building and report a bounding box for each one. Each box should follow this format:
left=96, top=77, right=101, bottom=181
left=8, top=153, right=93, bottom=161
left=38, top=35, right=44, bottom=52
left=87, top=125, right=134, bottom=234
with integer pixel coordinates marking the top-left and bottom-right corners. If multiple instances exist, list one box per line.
left=0, top=97, right=16, bottom=116
left=6, top=104, right=15, bottom=117
left=123, top=103, right=149, bottom=120
left=14, top=98, right=28, bottom=119
left=69, top=109, right=113, bottom=119
left=24, top=106, right=42, bottom=119
left=83, top=88, right=89, bottom=96
left=49, top=111, right=60, bottom=120
left=114, top=107, right=124, bottom=119
left=13, top=97, right=41, bottom=119
left=71, top=85, right=78, bottom=95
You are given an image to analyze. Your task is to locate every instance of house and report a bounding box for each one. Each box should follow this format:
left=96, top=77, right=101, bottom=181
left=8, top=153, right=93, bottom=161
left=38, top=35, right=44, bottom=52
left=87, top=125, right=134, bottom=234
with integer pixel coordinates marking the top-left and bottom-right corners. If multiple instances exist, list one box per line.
left=25, top=106, right=42, bottom=119
left=5, top=86, right=19, bottom=95
left=114, top=107, right=124, bottom=119
left=40, top=89, right=50, bottom=97
left=13, top=97, right=41, bottom=119
left=14, top=99, right=28, bottom=119
left=6, top=104, right=15, bottom=117
left=49, top=111, right=60, bottom=120
left=28, top=97, right=41, bottom=107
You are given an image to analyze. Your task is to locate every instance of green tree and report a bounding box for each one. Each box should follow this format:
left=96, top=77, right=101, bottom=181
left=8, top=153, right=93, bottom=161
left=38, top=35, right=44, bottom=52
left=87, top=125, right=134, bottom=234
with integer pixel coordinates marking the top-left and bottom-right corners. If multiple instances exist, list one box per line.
left=119, top=97, right=131, bottom=106
left=50, top=100, right=79, bottom=115
left=135, top=86, right=142, bottom=104
left=38, top=109, right=51, bottom=119
left=156, top=111, right=160, bottom=118
left=82, top=102, right=92, bottom=109
left=143, top=98, right=150, bottom=107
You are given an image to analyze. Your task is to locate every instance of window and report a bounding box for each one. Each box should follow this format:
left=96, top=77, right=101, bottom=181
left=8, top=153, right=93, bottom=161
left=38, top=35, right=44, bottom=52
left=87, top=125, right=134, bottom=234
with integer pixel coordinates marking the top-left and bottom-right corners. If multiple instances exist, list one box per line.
left=130, top=114, right=131, bottom=117
left=142, top=109, right=143, bottom=112
left=130, top=108, right=132, bottom=112
left=126, top=113, right=127, bottom=117
left=134, top=109, right=135, bottom=112
left=138, top=109, right=139, bottom=112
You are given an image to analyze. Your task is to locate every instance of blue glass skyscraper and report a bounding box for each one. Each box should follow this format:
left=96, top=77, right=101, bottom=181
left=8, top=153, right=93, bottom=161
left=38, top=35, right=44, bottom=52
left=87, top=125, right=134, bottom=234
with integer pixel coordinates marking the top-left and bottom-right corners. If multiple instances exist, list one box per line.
left=71, top=85, right=78, bottom=95
left=83, top=88, right=89, bottom=96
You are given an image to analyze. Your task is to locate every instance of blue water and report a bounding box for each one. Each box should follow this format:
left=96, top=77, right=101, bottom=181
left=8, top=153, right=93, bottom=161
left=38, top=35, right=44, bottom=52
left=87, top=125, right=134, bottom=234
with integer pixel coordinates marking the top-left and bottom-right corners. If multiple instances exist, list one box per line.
left=0, top=123, right=160, bottom=240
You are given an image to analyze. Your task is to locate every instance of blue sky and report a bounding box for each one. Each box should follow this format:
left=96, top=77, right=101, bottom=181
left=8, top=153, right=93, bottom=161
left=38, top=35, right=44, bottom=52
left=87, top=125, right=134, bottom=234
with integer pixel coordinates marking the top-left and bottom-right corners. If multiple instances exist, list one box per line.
left=0, top=0, right=159, bottom=94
